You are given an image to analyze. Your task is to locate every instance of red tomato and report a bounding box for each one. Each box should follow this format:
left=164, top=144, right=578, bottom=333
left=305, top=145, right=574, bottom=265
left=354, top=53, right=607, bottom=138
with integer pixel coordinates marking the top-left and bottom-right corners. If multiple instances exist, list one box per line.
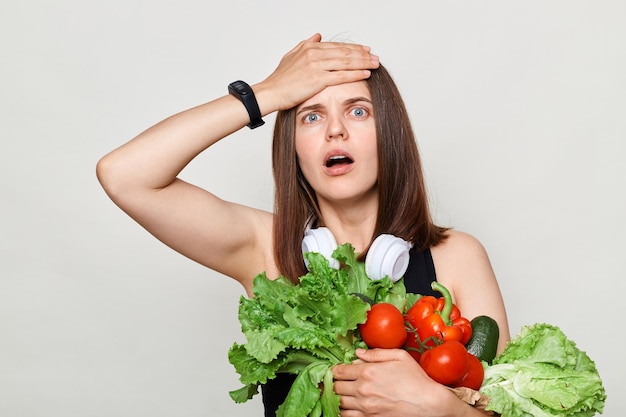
left=359, top=303, right=407, bottom=349
left=455, top=353, right=484, bottom=390
left=419, top=340, right=470, bottom=386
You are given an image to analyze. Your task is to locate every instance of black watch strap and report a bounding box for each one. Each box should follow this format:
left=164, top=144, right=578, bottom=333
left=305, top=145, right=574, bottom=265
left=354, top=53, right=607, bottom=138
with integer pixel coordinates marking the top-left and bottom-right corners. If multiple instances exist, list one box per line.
left=228, top=80, right=265, bottom=129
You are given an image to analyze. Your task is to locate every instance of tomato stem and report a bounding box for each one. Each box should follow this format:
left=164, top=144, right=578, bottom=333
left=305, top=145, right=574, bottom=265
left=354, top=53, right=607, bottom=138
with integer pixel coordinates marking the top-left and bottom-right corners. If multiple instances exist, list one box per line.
left=404, top=321, right=441, bottom=353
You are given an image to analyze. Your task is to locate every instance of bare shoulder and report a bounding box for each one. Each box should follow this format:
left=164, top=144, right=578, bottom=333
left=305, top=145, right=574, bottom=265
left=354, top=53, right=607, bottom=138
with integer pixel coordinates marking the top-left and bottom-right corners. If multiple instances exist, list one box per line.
left=430, top=229, right=494, bottom=293
left=431, top=229, right=491, bottom=268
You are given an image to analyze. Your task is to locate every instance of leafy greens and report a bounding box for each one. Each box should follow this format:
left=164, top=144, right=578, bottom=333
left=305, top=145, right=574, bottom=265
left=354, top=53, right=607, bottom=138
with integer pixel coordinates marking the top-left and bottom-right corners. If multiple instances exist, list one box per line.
left=481, top=323, right=606, bottom=417
left=228, top=243, right=418, bottom=417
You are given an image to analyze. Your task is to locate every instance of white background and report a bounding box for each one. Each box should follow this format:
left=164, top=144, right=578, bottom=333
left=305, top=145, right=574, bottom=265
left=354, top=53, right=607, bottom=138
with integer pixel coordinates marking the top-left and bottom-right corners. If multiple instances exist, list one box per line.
left=1, top=1, right=624, bottom=416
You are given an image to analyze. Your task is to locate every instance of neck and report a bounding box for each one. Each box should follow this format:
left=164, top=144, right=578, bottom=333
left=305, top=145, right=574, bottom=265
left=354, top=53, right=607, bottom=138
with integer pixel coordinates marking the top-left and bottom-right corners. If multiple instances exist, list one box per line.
left=317, top=199, right=378, bottom=253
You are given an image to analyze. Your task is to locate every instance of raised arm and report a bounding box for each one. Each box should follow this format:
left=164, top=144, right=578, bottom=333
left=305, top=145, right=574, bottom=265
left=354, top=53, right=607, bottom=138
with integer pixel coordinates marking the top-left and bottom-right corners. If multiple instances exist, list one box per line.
left=96, top=34, right=379, bottom=291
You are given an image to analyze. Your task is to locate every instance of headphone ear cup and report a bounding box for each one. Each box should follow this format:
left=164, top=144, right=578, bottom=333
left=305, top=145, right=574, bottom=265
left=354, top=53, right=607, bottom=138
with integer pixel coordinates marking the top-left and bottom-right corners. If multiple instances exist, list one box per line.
left=302, top=227, right=340, bottom=270
left=365, top=234, right=412, bottom=282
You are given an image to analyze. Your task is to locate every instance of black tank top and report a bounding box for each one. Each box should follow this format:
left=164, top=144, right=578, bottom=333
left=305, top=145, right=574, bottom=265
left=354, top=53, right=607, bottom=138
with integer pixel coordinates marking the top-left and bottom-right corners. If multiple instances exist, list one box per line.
left=260, top=248, right=439, bottom=417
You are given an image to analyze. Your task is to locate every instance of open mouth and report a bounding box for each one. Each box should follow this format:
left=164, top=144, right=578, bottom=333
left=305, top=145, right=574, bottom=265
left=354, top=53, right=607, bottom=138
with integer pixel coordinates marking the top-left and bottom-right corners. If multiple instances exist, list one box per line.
left=325, top=155, right=354, bottom=168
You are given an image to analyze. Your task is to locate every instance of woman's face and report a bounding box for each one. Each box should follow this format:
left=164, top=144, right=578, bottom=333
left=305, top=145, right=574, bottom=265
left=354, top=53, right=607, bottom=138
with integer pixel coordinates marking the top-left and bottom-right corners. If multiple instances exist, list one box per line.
left=294, top=81, right=378, bottom=207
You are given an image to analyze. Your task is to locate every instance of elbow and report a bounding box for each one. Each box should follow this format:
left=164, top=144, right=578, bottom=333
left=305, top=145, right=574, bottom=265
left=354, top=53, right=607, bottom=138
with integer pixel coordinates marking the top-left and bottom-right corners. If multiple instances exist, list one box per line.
left=96, top=152, right=129, bottom=202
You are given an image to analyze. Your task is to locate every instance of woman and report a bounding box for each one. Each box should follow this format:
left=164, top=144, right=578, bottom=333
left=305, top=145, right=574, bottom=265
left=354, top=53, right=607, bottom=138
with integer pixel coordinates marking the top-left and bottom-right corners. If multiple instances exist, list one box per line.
left=97, top=33, right=510, bottom=416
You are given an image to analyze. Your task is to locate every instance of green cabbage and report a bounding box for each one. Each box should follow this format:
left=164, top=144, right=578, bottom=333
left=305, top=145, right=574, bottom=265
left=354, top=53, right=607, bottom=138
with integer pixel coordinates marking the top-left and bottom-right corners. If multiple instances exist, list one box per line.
left=481, top=323, right=606, bottom=416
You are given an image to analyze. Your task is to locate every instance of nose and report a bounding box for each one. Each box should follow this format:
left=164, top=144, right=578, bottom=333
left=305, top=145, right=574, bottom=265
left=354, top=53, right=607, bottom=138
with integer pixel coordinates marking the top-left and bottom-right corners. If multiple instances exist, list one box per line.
left=326, top=115, right=347, bottom=141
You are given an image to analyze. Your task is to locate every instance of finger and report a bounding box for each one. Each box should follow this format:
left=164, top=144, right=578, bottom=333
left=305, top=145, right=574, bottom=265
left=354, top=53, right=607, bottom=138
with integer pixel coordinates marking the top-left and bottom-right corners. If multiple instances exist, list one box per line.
left=332, top=363, right=359, bottom=381
left=305, top=32, right=322, bottom=42
left=283, top=33, right=322, bottom=57
left=312, top=44, right=379, bottom=69
left=313, top=40, right=371, bottom=54
left=314, top=69, right=372, bottom=88
left=333, top=379, right=355, bottom=396
left=339, top=407, right=364, bottom=417
left=297, top=37, right=377, bottom=64
left=338, top=395, right=362, bottom=416
left=355, top=347, right=410, bottom=363
left=307, top=51, right=379, bottom=86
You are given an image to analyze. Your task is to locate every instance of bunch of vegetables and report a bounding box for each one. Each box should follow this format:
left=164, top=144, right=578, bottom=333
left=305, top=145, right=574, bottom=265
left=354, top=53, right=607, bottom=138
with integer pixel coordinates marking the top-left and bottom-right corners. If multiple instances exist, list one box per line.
left=228, top=243, right=606, bottom=417
left=359, top=280, right=488, bottom=391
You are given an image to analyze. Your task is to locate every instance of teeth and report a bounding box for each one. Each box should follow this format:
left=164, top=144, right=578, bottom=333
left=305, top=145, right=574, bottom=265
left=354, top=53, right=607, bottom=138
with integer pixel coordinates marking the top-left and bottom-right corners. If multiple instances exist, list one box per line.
left=326, top=155, right=352, bottom=167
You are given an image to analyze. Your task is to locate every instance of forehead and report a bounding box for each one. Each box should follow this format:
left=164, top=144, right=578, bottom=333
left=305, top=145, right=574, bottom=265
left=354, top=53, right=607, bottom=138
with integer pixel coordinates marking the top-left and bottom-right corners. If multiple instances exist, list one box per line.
left=296, top=81, right=371, bottom=110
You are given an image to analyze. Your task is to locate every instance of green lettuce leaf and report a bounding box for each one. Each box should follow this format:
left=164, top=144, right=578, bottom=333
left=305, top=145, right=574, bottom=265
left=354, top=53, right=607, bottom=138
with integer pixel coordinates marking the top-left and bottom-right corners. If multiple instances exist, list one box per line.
left=481, top=323, right=606, bottom=417
left=228, top=244, right=386, bottom=417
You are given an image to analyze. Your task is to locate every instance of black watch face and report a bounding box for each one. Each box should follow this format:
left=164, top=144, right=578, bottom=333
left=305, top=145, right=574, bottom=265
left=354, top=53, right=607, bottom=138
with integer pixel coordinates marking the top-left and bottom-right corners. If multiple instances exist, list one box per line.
left=230, top=81, right=250, bottom=95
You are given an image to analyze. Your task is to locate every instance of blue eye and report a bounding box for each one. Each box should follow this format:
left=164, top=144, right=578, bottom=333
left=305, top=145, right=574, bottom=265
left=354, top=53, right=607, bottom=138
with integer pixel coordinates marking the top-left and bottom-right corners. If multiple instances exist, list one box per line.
left=351, top=107, right=367, bottom=117
left=305, top=113, right=319, bottom=123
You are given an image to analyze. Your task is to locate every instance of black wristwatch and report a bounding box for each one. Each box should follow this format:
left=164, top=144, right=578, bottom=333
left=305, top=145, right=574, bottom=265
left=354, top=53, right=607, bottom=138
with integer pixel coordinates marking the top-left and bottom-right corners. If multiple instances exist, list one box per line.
left=228, top=80, right=265, bottom=129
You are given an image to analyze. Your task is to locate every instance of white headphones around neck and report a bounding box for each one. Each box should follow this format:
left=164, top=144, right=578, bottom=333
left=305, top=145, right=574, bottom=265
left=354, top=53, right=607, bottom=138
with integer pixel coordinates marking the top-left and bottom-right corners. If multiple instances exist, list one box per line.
left=301, top=226, right=412, bottom=282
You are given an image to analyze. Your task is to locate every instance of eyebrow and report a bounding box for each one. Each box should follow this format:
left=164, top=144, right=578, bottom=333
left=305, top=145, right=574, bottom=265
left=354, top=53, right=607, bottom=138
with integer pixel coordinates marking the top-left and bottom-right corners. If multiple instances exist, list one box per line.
left=296, top=96, right=373, bottom=116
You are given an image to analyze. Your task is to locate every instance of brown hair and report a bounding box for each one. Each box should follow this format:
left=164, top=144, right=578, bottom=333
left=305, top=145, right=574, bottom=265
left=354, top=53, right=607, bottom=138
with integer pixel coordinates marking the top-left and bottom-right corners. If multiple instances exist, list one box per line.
left=272, top=64, right=448, bottom=282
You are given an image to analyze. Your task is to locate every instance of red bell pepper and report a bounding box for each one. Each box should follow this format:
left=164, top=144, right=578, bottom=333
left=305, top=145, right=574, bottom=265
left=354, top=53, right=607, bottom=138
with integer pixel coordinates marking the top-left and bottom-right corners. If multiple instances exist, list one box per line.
left=405, top=282, right=472, bottom=346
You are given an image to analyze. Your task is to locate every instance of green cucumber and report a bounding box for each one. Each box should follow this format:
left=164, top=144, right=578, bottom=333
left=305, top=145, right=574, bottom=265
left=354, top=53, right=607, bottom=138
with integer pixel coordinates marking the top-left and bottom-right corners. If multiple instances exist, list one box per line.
left=465, top=315, right=499, bottom=364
